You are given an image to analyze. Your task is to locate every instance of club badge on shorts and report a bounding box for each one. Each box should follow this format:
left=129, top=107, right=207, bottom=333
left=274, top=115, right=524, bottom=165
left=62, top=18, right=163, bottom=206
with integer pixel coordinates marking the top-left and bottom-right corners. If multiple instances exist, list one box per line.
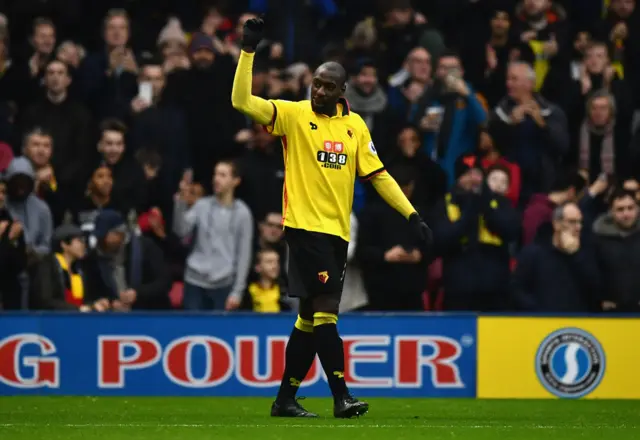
left=317, top=271, right=329, bottom=284
left=535, top=328, right=606, bottom=399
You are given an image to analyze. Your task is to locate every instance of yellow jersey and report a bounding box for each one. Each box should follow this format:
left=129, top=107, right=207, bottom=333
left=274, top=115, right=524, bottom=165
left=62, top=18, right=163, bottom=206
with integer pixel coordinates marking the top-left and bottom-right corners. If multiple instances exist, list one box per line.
left=264, top=98, right=384, bottom=242
left=247, top=281, right=281, bottom=313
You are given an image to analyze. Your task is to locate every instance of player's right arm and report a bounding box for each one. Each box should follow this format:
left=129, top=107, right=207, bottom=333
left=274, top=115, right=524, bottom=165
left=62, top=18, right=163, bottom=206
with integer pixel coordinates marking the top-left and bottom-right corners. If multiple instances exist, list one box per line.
left=231, top=17, right=300, bottom=135
left=231, top=50, right=274, bottom=126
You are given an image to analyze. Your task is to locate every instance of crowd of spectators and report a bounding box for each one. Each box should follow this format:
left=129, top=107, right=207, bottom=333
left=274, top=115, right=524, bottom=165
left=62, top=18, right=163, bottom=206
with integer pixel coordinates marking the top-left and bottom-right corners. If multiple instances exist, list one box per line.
left=1, top=0, right=640, bottom=314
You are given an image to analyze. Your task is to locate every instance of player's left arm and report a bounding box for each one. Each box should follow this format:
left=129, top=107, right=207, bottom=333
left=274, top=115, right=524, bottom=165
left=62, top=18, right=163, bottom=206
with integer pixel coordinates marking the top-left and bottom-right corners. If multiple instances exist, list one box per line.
left=355, top=123, right=416, bottom=220
left=355, top=119, right=432, bottom=243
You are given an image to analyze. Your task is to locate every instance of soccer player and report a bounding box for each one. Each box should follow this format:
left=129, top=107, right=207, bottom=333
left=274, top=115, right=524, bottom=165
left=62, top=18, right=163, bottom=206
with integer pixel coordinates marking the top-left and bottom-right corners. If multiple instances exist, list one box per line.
left=232, top=18, right=432, bottom=418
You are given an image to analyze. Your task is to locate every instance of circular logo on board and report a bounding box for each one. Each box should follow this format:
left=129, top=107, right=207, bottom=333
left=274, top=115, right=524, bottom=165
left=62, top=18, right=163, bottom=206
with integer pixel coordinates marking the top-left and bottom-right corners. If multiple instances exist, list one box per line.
left=535, top=328, right=605, bottom=399
left=368, top=141, right=377, bottom=154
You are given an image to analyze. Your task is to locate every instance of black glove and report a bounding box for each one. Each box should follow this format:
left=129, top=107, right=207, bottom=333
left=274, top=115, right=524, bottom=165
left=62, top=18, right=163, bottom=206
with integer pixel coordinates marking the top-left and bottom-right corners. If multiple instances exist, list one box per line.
left=242, top=17, right=264, bottom=52
left=408, top=212, right=433, bottom=247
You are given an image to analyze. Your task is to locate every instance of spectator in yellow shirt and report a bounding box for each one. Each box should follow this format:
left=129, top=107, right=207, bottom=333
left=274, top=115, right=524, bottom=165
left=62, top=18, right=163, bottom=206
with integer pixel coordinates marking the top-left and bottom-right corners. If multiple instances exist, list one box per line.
left=244, top=249, right=290, bottom=313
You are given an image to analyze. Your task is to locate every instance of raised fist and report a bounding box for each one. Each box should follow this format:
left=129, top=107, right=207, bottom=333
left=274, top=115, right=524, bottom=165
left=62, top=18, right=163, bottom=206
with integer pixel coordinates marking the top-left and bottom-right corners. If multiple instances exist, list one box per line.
left=242, top=17, right=264, bottom=52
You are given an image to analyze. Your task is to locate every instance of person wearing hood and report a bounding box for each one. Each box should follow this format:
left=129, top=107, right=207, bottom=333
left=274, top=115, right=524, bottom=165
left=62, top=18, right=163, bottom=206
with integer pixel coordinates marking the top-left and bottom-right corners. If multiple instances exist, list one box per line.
left=4, top=156, right=53, bottom=259
left=410, top=50, right=487, bottom=186
left=32, top=224, right=109, bottom=312
left=82, top=209, right=171, bottom=311
left=512, top=201, right=600, bottom=312
left=0, top=175, right=27, bottom=310
left=344, top=59, right=388, bottom=151
left=593, top=188, right=640, bottom=312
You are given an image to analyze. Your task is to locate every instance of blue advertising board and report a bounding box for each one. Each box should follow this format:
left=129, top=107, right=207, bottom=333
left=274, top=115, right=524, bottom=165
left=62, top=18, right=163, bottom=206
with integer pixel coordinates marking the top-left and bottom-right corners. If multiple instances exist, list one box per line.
left=0, top=313, right=476, bottom=397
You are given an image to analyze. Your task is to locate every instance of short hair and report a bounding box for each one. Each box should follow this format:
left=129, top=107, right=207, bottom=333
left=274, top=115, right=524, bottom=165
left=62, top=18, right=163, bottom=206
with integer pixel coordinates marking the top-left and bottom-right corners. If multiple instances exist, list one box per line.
left=486, top=163, right=512, bottom=182
left=587, top=89, right=616, bottom=116
left=99, top=118, right=127, bottom=137
left=585, top=41, right=609, bottom=55
left=32, top=17, right=55, bottom=35
left=509, top=61, right=536, bottom=82
left=216, top=159, right=241, bottom=178
left=45, top=59, right=69, bottom=74
left=318, top=61, right=347, bottom=85
left=549, top=169, right=583, bottom=193
left=104, top=8, right=130, bottom=29
left=255, top=247, right=279, bottom=267
left=438, top=49, right=461, bottom=62
left=135, top=148, right=162, bottom=169
left=352, top=58, right=377, bottom=76
left=609, top=188, right=637, bottom=207
left=22, top=127, right=53, bottom=150
left=552, top=201, right=578, bottom=222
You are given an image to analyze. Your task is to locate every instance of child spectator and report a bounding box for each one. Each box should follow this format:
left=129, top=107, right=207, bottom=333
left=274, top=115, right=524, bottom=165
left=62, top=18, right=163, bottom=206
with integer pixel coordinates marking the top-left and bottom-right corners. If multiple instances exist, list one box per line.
left=243, top=248, right=291, bottom=313
left=486, top=163, right=512, bottom=197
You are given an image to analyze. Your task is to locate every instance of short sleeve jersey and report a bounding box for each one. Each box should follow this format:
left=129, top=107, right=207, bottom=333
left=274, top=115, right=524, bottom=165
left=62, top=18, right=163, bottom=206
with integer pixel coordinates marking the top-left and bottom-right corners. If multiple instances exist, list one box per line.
left=264, top=98, right=384, bottom=242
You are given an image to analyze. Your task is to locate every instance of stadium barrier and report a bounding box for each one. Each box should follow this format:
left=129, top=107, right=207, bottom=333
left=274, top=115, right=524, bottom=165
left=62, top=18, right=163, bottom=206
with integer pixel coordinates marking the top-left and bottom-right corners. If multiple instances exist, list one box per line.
left=0, top=313, right=638, bottom=398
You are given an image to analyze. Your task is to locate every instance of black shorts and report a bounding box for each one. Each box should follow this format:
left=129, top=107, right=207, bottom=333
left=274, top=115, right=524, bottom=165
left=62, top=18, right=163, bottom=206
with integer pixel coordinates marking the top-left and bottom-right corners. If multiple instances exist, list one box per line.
left=285, top=227, right=348, bottom=299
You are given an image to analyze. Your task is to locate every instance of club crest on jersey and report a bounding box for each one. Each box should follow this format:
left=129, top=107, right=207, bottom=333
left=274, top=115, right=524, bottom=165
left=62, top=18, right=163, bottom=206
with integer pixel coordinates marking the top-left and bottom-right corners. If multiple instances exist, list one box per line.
left=318, top=271, right=329, bottom=284
left=347, top=129, right=353, bottom=139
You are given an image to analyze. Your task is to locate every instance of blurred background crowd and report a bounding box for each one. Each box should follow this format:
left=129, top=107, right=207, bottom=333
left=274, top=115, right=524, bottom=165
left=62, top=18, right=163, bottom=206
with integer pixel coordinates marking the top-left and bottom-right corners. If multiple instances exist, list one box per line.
left=0, top=0, right=639, bottom=314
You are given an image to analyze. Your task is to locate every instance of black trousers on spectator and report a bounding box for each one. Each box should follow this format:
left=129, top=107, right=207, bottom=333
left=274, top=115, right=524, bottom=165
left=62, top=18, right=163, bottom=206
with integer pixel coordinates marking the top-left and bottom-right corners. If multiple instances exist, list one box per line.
left=441, top=290, right=507, bottom=313
left=366, top=291, right=425, bottom=312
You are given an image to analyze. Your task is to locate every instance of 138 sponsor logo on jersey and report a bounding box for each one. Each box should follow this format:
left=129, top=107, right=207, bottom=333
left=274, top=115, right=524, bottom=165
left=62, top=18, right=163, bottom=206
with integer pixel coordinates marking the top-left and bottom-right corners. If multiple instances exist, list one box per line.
left=317, top=141, right=347, bottom=170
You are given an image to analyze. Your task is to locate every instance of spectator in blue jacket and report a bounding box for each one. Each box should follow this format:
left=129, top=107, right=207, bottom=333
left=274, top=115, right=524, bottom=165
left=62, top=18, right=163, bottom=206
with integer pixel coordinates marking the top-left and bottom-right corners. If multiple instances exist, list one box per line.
left=512, top=202, right=600, bottom=312
left=432, top=155, right=520, bottom=311
left=410, top=50, right=487, bottom=186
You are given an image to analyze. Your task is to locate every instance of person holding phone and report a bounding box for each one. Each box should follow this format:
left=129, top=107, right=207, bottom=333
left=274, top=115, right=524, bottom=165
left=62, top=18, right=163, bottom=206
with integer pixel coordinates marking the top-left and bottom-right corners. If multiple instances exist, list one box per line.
left=129, top=59, right=190, bottom=199
left=411, top=50, right=487, bottom=186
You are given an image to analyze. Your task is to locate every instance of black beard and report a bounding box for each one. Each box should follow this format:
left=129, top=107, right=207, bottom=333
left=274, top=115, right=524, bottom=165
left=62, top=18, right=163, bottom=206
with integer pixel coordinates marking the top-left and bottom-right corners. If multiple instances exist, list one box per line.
left=312, top=102, right=336, bottom=116
left=193, top=60, right=213, bottom=70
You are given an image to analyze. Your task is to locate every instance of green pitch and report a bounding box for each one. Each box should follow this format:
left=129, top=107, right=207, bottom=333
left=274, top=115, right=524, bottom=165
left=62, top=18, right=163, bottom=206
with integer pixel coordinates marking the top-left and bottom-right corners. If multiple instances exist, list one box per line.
left=0, top=397, right=638, bottom=439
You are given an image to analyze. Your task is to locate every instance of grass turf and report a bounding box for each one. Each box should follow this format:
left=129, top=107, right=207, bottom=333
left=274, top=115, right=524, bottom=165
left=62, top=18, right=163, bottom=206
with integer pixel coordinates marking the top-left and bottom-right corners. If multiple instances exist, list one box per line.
left=0, top=397, right=639, bottom=439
